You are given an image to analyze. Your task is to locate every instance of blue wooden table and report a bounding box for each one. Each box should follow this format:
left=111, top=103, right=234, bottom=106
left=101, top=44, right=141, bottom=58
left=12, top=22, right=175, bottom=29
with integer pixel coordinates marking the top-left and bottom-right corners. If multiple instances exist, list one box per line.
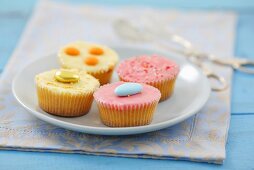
left=0, top=0, right=254, bottom=169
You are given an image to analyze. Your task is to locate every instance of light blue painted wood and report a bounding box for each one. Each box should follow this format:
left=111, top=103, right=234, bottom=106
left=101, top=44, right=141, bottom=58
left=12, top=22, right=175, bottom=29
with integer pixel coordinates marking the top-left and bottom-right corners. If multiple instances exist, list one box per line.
left=0, top=17, right=27, bottom=70
left=232, top=13, right=254, bottom=114
left=60, top=0, right=254, bottom=10
left=0, top=0, right=36, bottom=70
left=0, top=115, right=253, bottom=170
left=1, top=0, right=254, bottom=113
left=0, top=0, right=254, bottom=169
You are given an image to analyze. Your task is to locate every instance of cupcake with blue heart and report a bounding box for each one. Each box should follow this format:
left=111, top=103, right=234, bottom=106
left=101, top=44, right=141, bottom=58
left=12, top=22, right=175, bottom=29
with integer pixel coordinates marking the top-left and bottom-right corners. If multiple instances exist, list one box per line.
left=93, top=82, right=161, bottom=127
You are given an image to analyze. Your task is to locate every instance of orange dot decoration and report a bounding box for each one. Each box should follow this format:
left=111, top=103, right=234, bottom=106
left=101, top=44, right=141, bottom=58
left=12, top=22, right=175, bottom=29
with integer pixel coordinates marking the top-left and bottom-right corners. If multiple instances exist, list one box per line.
left=65, top=47, right=80, bottom=56
left=84, top=56, right=99, bottom=66
left=89, top=47, right=104, bottom=55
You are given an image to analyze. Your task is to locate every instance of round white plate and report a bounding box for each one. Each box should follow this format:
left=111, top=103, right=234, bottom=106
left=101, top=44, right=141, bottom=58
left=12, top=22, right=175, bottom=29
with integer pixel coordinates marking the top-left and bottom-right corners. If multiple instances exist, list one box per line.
left=12, top=46, right=210, bottom=135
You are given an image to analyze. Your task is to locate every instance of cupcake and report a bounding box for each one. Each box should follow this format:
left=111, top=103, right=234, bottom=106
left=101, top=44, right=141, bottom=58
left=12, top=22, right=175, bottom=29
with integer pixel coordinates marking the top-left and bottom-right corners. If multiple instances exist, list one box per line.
left=35, top=69, right=100, bottom=117
left=93, top=82, right=161, bottom=127
left=117, top=55, right=179, bottom=101
left=58, top=41, right=118, bottom=85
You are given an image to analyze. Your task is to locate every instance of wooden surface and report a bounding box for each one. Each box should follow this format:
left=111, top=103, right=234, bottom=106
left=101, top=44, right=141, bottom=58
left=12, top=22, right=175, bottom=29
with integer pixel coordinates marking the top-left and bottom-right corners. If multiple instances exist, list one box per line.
left=0, top=0, right=254, bottom=169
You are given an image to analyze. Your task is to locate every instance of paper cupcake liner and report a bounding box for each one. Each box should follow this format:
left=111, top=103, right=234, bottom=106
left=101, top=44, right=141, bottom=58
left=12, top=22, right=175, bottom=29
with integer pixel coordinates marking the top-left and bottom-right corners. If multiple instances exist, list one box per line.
left=95, top=101, right=158, bottom=127
left=119, top=77, right=177, bottom=102
left=36, top=85, right=94, bottom=117
left=60, top=64, right=116, bottom=85
left=148, top=78, right=177, bottom=101
left=88, top=66, right=115, bottom=85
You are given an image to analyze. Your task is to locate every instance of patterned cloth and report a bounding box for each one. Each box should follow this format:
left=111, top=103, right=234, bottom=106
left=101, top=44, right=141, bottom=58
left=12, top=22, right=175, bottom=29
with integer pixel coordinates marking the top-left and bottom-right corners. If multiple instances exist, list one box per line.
left=0, top=0, right=236, bottom=164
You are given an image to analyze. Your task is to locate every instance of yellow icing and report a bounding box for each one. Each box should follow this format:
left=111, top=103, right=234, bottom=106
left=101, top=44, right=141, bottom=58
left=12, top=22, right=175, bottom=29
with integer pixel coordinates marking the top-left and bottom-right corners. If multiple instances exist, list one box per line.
left=54, top=70, right=80, bottom=83
left=35, top=69, right=100, bottom=94
left=58, top=41, right=118, bottom=73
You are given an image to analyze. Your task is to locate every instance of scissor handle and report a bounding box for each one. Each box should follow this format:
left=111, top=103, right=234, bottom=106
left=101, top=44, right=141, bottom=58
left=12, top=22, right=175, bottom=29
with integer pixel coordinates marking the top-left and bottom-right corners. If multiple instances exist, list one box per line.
left=206, top=73, right=228, bottom=92
left=211, top=57, right=254, bottom=75
left=234, top=62, right=254, bottom=74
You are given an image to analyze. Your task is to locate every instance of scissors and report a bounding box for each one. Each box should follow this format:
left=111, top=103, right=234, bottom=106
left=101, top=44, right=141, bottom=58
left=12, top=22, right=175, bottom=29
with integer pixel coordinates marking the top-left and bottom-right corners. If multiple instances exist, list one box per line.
left=186, top=53, right=228, bottom=91
left=205, top=54, right=254, bottom=74
left=113, top=19, right=254, bottom=91
left=167, top=34, right=254, bottom=74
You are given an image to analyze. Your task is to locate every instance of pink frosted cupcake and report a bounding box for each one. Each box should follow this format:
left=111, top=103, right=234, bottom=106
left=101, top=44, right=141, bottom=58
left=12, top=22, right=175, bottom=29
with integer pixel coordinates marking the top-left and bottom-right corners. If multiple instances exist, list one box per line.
left=93, top=82, right=161, bottom=127
left=117, top=55, right=179, bottom=101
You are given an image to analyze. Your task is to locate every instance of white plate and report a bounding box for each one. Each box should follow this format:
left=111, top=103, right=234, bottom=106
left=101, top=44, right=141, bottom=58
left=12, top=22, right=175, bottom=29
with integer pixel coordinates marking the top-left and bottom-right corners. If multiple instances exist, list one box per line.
left=12, top=46, right=210, bottom=135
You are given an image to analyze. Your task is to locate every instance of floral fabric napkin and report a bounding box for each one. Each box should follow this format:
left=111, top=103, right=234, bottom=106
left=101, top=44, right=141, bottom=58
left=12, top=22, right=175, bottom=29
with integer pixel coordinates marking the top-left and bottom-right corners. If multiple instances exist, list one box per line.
left=0, top=0, right=236, bottom=164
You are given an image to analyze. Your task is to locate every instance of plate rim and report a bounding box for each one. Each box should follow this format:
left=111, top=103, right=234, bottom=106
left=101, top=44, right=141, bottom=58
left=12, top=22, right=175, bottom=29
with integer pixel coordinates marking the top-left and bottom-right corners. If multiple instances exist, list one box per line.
left=12, top=46, right=211, bottom=135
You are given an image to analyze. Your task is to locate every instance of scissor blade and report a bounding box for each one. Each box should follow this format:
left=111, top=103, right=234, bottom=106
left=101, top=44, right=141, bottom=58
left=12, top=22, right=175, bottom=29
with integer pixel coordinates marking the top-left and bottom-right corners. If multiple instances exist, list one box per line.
left=212, top=57, right=254, bottom=66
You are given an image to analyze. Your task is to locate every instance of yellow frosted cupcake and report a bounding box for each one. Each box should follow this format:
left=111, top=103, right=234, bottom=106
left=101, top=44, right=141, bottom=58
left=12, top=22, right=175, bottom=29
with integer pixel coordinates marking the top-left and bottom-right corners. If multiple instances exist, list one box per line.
left=58, top=41, right=118, bottom=85
left=35, top=69, right=100, bottom=117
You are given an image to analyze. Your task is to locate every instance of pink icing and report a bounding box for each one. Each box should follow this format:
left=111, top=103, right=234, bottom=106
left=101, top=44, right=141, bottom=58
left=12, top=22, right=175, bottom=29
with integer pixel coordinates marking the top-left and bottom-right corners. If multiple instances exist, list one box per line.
left=117, top=55, right=180, bottom=83
left=93, top=82, right=161, bottom=107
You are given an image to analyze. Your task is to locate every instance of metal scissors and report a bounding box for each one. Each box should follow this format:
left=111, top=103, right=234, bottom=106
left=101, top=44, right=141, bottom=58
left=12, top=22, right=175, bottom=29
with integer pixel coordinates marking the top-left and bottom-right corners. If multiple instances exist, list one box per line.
left=186, top=53, right=228, bottom=92
left=156, top=32, right=254, bottom=74
left=113, top=19, right=254, bottom=91
left=206, top=54, right=254, bottom=74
